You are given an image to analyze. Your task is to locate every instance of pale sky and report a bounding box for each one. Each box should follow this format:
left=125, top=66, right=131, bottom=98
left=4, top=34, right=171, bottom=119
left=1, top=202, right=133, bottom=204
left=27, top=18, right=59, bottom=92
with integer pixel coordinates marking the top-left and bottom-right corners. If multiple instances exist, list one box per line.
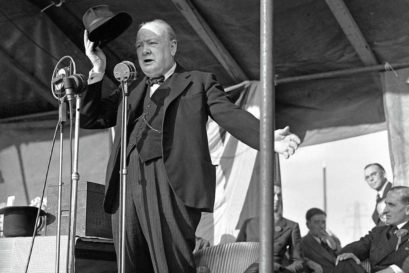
left=280, top=130, right=392, bottom=246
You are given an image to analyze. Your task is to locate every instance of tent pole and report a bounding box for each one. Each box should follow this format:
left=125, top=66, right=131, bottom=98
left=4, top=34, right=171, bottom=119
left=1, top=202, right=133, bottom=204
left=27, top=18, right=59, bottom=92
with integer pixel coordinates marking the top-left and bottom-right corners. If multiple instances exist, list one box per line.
left=260, top=0, right=274, bottom=273
left=276, top=62, right=409, bottom=84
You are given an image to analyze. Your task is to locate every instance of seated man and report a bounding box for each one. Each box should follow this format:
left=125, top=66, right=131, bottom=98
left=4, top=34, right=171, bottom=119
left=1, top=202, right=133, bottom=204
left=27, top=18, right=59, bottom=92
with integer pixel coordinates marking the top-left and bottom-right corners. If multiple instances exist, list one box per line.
left=334, top=186, right=409, bottom=273
left=237, top=184, right=305, bottom=273
left=300, top=208, right=342, bottom=273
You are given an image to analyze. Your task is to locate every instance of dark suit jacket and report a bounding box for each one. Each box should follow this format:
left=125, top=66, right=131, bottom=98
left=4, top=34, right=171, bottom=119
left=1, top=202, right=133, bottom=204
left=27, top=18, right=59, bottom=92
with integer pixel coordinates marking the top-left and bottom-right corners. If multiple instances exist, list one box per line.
left=237, top=217, right=304, bottom=267
left=340, top=222, right=409, bottom=272
left=371, top=181, right=392, bottom=224
left=300, top=232, right=340, bottom=273
left=80, top=66, right=260, bottom=213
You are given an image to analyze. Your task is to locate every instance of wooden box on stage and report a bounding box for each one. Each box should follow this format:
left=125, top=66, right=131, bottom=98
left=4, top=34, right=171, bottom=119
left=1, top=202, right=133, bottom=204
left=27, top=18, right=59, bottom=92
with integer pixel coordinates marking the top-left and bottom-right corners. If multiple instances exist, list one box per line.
left=46, top=181, right=112, bottom=238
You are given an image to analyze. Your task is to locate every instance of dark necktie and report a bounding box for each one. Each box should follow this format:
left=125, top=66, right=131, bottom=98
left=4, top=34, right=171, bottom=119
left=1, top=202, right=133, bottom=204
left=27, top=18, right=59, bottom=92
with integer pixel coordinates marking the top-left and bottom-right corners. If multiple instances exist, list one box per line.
left=376, top=194, right=381, bottom=203
left=388, top=225, right=398, bottom=240
left=146, top=75, right=165, bottom=86
left=320, top=239, right=335, bottom=255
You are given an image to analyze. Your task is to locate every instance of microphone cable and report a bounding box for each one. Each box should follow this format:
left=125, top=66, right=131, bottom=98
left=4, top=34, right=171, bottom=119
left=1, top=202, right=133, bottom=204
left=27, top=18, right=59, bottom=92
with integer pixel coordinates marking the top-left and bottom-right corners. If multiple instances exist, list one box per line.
left=23, top=99, right=76, bottom=273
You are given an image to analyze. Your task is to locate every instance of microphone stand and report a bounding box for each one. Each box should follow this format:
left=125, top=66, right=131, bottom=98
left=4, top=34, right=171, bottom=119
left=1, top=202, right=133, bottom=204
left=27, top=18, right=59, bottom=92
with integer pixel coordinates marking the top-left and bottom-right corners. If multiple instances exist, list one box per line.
left=66, top=93, right=82, bottom=273
left=55, top=98, right=66, bottom=273
left=114, top=61, right=137, bottom=273
left=118, top=80, right=128, bottom=273
left=50, top=56, right=76, bottom=273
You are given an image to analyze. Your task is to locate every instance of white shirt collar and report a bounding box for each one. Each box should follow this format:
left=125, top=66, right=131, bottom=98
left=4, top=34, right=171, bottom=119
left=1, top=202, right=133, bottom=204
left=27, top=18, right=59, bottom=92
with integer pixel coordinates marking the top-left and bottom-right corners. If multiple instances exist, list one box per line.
left=397, top=221, right=408, bottom=229
left=149, top=63, right=176, bottom=96
left=377, top=180, right=390, bottom=197
left=163, top=62, right=176, bottom=81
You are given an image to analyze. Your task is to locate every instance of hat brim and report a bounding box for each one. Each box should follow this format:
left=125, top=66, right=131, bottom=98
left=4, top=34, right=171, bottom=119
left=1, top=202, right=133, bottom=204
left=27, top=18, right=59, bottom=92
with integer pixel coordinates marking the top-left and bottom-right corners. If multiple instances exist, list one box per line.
left=0, top=206, right=46, bottom=216
left=88, top=12, right=132, bottom=46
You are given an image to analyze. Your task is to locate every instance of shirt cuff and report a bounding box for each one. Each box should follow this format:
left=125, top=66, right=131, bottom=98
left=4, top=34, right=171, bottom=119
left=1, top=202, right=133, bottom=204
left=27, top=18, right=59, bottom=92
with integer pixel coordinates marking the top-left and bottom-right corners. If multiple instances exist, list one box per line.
left=88, top=69, right=104, bottom=84
left=390, top=264, right=404, bottom=273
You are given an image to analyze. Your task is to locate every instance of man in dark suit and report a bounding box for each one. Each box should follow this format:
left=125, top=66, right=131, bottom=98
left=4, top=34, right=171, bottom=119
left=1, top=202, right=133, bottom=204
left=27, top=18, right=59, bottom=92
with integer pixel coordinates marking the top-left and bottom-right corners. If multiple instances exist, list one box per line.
left=237, top=184, right=305, bottom=273
left=334, top=186, right=409, bottom=273
left=300, top=208, right=341, bottom=273
left=81, top=19, right=301, bottom=273
left=364, top=163, right=392, bottom=225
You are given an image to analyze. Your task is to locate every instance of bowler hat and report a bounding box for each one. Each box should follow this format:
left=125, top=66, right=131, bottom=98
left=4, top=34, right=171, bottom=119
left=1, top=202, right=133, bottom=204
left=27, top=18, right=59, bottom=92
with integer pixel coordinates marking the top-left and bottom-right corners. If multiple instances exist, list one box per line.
left=82, top=5, right=132, bottom=46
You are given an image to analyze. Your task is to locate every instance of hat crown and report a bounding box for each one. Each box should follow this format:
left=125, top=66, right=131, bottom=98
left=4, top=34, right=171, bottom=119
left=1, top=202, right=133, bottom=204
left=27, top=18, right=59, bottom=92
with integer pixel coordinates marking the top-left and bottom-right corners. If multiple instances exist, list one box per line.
left=82, top=5, right=132, bottom=45
left=83, top=5, right=114, bottom=29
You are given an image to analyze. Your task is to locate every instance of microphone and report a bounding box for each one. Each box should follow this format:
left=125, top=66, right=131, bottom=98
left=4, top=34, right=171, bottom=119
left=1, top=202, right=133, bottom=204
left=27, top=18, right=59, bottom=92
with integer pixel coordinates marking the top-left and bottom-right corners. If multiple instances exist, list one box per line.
left=63, top=74, right=87, bottom=101
left=113, top=61, right=138, bottom=82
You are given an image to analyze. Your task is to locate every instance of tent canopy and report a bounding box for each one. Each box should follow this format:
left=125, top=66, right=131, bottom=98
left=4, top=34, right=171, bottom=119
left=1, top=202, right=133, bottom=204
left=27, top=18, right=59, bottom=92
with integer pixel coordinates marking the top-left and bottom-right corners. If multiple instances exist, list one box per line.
left=1, top=0, right=409, bottom=144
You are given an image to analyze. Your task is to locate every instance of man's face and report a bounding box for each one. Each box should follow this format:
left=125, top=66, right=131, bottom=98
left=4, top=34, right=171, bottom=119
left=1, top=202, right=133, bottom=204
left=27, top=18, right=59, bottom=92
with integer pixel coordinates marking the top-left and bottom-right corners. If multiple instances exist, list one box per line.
left=383, top=191, right=409, bottom=225
left=306, top=214, right=327, bottom=237
left=273, top=185, right=282, bottom=213
left=364, top=165, right=386, bottom=191
left=136, top=23, right=177, bottom=78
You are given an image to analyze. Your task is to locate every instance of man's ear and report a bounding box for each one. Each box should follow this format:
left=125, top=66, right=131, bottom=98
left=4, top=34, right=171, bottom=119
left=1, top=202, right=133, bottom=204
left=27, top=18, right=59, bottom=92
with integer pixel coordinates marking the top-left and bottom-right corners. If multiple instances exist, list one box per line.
left=405, top=205, right=409, bottom=216
left=306, top=221, right=311, bottom=229
left=170, top=40, right=177, bottom=57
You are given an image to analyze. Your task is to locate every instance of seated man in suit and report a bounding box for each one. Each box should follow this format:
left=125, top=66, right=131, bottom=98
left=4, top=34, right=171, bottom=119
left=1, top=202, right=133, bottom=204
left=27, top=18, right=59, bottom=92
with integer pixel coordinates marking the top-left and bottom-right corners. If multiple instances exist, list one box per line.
left=237, top=184, right=305, bottom=273
left=334, top=186, right=409, bottom=273
left=300, top=208, right=342, bottom=273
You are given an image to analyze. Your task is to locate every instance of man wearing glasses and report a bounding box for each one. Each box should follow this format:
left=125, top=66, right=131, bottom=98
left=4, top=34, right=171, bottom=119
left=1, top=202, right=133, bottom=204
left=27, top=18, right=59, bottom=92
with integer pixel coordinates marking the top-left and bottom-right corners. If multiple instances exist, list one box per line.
left=364, top=163, right=392, bottom=225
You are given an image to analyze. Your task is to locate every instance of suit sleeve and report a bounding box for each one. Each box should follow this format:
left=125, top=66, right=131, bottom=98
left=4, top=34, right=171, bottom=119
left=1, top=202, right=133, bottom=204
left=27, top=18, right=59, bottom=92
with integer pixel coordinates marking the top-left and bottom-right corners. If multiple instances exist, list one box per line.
left=332, top=234, right=342, bottom=253
left=203, top=73, right=260, bottom=150
left=340, top=228, right=375, bottom=261
left=285, top=223, right=305, bottom=272
left=80, top=80, right=121, bottom=129
left=288, top=223, right=304, bottom=263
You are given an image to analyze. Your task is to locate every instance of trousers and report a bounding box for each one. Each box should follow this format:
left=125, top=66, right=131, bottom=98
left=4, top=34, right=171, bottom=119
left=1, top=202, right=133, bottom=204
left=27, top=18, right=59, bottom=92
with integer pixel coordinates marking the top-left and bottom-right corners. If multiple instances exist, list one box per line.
left=111, top=148, right=202, bottom=273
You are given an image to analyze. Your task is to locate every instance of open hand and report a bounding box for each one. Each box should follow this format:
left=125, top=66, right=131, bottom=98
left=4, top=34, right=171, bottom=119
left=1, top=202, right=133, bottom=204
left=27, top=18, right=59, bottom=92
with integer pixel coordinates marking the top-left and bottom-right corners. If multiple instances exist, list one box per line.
left=84, top=30, right=106, bottom=73
left=274, top=126, right=301, bottom=159
left=335, top=252, right=360, bottom=265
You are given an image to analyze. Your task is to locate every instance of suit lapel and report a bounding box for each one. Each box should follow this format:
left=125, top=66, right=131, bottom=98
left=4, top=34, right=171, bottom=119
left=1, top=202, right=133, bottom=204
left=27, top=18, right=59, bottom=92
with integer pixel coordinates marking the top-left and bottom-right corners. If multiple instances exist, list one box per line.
left=394, top=222, right=409, bottom=251
left=382, top=182, right=392, bottom=199
left=371, top=226, right=399, bottom=264
left=274, top=217, right=288, bottom=239
left=163, top=69, right=191, bottom=113
left=127, top=78, right=148, bottom=123
left=306, top=233, right=336, bottom=262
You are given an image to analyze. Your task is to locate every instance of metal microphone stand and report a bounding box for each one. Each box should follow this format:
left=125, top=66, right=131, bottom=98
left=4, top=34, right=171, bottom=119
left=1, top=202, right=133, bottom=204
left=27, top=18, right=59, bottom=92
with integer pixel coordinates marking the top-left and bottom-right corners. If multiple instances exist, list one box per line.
left=50, top=56, right=75, bottom=273
left=113, top=61, right=137, bottom=273
left=55, top=99, right=66, bottom=273
left=66, top=88, right=82, bottom=273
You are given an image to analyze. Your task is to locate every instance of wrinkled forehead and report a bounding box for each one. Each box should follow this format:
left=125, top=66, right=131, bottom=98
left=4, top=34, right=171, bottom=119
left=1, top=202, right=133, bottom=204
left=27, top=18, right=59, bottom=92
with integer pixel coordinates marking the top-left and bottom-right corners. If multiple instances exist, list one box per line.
left=137, top=22, right=166, bottom=39
left=386, top=191, right=402, bottom=203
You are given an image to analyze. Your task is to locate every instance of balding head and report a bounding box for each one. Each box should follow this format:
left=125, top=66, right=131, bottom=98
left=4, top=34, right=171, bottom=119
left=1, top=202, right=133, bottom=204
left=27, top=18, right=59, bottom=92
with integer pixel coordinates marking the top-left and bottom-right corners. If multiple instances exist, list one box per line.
left=138, top=19, right=176, bottom=42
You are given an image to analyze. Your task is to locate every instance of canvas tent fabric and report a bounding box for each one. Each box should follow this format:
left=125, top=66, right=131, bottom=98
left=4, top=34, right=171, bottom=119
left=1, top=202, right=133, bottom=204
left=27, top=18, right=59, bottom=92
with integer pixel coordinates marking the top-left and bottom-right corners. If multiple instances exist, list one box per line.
left=383, top=68, right=409, bottom=186
left=197, top=81, right=260, bottom=244
left=2, top=0, right=409, bottom=145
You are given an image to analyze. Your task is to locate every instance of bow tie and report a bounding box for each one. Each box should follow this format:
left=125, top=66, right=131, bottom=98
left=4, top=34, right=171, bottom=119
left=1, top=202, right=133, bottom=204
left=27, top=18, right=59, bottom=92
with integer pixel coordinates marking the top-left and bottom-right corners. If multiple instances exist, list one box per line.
left=146, top=76, right=165, bottom=86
